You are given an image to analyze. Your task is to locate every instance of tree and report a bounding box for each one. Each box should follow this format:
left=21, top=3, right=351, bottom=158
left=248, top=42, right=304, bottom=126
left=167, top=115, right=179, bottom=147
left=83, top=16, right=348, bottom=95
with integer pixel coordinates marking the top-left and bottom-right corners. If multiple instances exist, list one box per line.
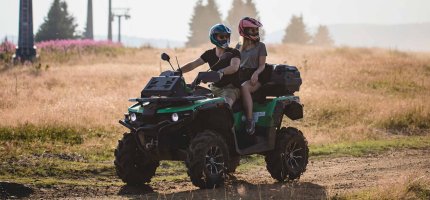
left=312, top=25, right=334, bottom=46
left=186, top=0, right=222, bottom=47
left=225, top=0, right=246, bottom=41
left=225, top=0, right=264, bottom=42
left=35, top=0, right=78, bottom=42
left=282, top=15, right=311, bottom=45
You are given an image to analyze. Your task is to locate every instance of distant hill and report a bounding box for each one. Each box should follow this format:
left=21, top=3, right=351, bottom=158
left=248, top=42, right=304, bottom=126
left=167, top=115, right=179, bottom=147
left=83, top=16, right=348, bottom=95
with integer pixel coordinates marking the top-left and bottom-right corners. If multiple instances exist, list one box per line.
left=3, top=23, right=429, bottom=51
left=265, top=23, right=430, bottom=52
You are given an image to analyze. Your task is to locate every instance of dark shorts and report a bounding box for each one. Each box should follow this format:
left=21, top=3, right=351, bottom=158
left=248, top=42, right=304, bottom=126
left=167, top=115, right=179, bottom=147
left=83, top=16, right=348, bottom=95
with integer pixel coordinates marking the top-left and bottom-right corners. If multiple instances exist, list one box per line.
left=239, top=64, right=272, bottom=85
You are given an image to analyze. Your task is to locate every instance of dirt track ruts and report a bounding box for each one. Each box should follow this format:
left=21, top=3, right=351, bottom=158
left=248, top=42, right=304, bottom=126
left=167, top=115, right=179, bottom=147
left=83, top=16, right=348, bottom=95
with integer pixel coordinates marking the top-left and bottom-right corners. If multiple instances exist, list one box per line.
left=2, top=148, right=429, bottom=199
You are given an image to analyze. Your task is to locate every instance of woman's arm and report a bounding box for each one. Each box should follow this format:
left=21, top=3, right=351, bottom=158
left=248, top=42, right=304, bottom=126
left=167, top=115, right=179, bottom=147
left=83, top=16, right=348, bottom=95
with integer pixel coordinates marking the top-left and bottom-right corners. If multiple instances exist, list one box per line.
left=180, top=58, right=205, bottom=73
left=250, top=55, right=266, bottom=85
left=255, top=55, right=267, bottom=75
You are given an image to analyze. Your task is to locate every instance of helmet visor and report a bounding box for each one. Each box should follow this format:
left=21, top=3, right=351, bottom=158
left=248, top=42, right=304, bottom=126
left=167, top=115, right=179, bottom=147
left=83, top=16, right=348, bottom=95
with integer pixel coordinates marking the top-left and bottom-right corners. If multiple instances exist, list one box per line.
left=216, top=33, right=230, bottom=41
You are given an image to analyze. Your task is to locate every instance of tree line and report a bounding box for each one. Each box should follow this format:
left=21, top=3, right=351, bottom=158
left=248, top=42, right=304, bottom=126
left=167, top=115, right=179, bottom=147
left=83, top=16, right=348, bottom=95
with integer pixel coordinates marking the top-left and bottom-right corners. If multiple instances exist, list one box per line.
left=187, top=0, right=333, bottom=47
left=35, top=0, right=333, bottom=47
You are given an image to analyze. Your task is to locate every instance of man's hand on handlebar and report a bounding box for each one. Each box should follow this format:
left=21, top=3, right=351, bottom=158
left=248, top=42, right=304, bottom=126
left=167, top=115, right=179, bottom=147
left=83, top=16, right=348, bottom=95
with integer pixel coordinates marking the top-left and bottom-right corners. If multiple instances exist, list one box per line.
left=217, top=69, right=224, bottom=80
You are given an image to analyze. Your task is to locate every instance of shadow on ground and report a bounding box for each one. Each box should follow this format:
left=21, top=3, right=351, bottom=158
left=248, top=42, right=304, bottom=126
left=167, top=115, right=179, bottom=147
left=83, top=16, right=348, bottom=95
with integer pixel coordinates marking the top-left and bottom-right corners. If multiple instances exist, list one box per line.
left=118, top=179, right=326, bottom=199
left=0, top=182, right=33, bottom=199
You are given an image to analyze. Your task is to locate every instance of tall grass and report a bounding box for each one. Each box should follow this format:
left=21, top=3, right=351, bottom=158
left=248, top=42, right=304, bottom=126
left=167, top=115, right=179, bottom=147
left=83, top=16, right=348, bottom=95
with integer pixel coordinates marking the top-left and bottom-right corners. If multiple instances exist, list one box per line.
left=0, top=44, right=429, bottom=147
left=0, top=38, right=15, bottom=65
left=35, top=39, right=127, bottom=64
left=338, top=173, right=430, bottom=200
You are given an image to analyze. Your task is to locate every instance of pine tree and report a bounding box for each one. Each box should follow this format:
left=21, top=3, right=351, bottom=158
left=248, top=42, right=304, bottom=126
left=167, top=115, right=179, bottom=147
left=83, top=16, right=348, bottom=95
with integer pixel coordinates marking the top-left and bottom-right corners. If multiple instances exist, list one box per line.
left=186, top=0, right=222, bottom=47
left=282, top=15, right=311, bottom=45
left=35, top=0, right=78, bottom=42
left=226, top=0, right=246, bottom=42
left=312, top=25, right=334, bottom=46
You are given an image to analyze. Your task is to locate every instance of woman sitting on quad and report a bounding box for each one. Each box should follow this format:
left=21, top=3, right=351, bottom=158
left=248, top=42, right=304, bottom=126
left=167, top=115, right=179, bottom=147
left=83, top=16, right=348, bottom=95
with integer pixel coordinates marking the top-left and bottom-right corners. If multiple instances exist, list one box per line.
left=180, top=24, right=241, bottom=107
left=236, top=17, right=268, bottom=135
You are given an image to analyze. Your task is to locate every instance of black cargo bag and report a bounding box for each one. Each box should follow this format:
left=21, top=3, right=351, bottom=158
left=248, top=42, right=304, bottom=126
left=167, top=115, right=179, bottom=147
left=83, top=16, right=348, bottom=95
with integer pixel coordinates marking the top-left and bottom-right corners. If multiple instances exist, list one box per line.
left=255, top=64, right=302, bottom=97
left=271, top=64, right=302, bottom=93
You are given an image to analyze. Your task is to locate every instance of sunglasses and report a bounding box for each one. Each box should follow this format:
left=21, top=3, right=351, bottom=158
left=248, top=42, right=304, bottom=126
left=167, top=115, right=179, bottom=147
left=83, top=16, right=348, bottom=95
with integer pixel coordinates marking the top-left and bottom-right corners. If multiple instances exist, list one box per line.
left=216, top=34, right=230, bottom=40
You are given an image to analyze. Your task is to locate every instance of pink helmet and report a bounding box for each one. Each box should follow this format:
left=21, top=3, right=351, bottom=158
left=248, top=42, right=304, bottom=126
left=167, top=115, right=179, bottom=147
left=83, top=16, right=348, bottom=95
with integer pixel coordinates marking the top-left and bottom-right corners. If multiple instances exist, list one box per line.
left=238, top=17, right=263, bottom=41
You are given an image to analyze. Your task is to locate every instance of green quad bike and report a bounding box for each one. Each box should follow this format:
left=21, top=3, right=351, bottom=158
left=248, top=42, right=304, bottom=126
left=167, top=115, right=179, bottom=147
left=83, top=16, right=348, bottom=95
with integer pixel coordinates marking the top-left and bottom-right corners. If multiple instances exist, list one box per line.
left=114, top=52, right=308, bottom=189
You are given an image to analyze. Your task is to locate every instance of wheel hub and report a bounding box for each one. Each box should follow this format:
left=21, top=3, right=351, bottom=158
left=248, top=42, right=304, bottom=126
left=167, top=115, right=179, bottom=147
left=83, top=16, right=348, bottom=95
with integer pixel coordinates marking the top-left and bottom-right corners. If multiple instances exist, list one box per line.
left=205, top=146, right=224, bottom=175
left=284, top=142, right=303, bottom=169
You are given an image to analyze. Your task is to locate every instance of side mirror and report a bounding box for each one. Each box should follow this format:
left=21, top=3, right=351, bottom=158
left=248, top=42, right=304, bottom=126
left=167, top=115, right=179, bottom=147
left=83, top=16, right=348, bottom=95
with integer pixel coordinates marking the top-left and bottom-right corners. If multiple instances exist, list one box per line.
left=161, top=53, right=170, bottom=61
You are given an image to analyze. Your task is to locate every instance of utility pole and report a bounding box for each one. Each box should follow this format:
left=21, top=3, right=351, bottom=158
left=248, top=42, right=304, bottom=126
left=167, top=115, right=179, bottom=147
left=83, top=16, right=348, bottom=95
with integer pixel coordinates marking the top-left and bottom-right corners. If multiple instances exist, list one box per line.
left=112, top=8, right=130, bottom=43
left=107, top=0, right=112, bottom=41
left=84, top=0, right=93, bottom=39
left=14, top=0, right=36, bottom=63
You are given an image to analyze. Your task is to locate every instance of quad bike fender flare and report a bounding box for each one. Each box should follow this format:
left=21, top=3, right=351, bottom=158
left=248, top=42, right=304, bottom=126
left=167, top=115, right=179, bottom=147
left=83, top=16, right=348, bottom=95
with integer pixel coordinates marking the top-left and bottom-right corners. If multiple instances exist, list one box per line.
left=281, top=96, right=303, bottom=120
left=195, top=102, right=235, bottom=126
left=193, top=100, right=235, bottom=144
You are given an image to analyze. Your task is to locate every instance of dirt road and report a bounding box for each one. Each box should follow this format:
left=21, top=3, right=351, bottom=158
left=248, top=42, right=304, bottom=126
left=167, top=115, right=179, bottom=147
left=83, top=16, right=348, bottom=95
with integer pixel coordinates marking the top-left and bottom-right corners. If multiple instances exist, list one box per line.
left=2, top=148, right=429, bottom=199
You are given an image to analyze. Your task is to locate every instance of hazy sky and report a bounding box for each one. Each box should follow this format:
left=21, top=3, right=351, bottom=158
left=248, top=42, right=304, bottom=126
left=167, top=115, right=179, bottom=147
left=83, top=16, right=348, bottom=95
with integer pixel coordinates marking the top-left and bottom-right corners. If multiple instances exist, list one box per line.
left=1, top=0, right=430, bottom=42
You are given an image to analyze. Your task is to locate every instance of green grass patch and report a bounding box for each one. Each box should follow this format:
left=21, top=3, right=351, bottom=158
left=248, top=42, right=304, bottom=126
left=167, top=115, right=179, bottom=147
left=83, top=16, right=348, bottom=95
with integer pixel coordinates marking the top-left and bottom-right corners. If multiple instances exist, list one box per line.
left=0, top=156, right=115, bottom=179
left=311, top=136, right=430, bottom=157
left=236, top=155, right=265, bottom=172
left=0, top=124, right=84, bottom=144
left=376, top=106, right=430, bottom=131
left=0, top=124, right=112, bottom=145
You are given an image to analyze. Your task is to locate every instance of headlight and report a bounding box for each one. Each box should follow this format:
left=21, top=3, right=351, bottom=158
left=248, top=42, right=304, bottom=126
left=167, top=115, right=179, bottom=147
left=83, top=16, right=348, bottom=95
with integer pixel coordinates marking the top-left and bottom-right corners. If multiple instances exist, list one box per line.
left=171, top=113, right=179, bottom=122
left=130, top=113, right=137, bottom=122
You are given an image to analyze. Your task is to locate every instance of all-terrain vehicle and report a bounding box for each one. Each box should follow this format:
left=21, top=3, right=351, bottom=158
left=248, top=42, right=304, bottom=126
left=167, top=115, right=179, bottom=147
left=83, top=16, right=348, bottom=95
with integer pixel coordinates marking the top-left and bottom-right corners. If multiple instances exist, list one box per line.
left=114, top=53, right=308, bottom=188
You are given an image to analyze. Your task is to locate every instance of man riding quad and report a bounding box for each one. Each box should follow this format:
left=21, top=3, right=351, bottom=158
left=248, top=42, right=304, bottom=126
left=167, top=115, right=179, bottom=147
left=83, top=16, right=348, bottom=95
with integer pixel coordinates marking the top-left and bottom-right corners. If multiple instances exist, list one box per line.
left=180, top=23, right=240, bottom=107
left=114, top=24, right=308, bottom=189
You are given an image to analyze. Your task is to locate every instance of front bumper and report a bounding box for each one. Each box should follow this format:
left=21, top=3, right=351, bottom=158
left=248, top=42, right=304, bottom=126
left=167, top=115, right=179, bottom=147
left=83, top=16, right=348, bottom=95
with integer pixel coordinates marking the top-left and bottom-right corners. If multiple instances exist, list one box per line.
left=119, top=116, right=192, bottom=136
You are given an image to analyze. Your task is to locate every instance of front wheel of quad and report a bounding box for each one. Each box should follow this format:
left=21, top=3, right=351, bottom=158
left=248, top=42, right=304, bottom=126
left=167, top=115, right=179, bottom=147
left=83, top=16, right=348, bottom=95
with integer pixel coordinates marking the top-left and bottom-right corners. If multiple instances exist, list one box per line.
left=186, top=130, right=229, bottom=189
left=265, top=127, right=309, bottom=182
left=114, top=133, right=159, bottom=185
left=227, top=155, right=240, bottom=173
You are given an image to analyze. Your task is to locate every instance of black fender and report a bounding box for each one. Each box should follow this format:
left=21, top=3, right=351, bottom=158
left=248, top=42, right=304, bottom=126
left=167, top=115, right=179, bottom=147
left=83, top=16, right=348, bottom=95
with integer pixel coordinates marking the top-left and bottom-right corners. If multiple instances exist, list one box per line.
left=193, top=99, right=234, bottom=133
left=283, top=98, right=303, bottom=120
left=192, top=99, right=236, bottom=152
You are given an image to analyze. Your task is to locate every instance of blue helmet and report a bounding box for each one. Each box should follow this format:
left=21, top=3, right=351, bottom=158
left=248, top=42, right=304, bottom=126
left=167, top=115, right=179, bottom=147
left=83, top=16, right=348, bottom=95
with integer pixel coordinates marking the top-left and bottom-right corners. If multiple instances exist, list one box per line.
left=209, top=24, right=231, bottom=49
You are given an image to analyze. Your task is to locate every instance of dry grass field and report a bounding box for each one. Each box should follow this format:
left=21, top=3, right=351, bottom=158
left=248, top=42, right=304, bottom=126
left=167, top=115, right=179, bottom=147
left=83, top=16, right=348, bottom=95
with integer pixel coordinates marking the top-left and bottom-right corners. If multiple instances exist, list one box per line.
left=1, top=44, right=429, bottom=199
left=1, top=44, right=429, bottom=142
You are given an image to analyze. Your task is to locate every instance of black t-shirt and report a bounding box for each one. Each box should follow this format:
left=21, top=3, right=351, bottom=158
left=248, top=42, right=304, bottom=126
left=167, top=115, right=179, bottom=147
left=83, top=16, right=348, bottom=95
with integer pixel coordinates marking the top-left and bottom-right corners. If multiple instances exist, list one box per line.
left=200, top=47, right=241, bottom=87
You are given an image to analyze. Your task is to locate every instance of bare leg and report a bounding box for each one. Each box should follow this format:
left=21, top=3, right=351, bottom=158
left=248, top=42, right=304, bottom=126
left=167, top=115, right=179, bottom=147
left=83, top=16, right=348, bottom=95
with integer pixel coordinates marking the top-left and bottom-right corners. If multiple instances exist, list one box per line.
left=241, top=81, right=261, bottom=120
left=241, top=84, right=253, bottom=120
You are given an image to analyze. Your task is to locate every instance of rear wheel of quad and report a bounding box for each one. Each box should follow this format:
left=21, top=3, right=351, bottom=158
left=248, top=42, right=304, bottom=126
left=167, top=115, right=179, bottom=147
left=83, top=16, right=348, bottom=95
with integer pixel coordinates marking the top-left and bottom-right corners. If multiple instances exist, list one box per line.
left=265, top=127, right=308, bottom=182
left=186, top=130, right=229, bottom=189
left=114, top=133, right=159, bottom=185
